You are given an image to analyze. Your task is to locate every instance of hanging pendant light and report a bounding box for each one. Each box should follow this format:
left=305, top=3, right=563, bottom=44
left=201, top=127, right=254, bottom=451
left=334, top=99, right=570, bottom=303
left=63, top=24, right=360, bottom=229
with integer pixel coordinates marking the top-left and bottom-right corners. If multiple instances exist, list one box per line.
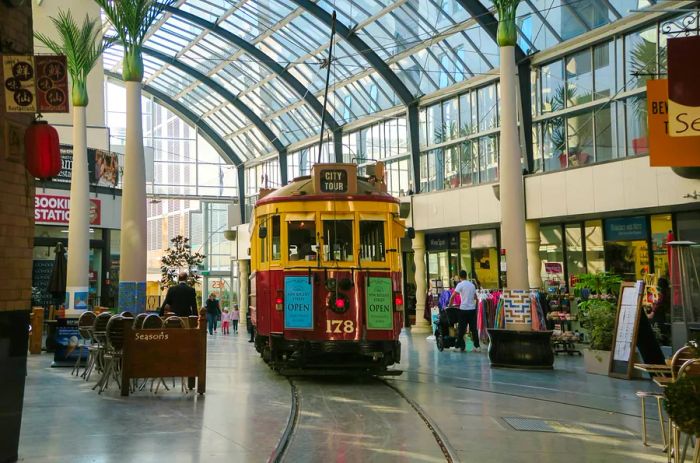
left=25, top=118, right=61, bottom=180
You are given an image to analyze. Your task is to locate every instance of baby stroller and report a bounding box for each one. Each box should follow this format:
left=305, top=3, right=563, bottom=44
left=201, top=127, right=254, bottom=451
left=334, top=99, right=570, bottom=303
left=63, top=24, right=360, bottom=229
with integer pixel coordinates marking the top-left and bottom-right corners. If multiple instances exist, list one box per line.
left=434, top=306, right=461, bottom=351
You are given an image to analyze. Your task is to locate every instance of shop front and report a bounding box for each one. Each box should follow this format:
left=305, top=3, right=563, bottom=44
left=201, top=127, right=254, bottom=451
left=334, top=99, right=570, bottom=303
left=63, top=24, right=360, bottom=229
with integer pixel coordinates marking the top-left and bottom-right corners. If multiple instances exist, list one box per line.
left=424, top=228, right=501, bottom=291
left=31, top=189, right=121, bottom=309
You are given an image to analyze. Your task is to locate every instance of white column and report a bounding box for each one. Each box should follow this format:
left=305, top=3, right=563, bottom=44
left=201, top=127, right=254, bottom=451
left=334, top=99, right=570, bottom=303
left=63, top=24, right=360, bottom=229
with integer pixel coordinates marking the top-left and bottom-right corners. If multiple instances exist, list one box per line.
left=412, top=231, right=430, bottom=331
left=499, top=45, right=529, bottom=290
left=65, top=106, right=89, bottom=316
left=526, top=220, right=542, bottom=290
left=239, top=259, right=249, bottom=322
left=119, top=81, right=147, bottom=312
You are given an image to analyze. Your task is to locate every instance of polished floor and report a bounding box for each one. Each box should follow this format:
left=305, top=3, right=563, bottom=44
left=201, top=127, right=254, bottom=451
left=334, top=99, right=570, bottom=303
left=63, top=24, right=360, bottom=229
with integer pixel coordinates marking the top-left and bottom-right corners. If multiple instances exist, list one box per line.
left=18, top=329, right=668, bottom=462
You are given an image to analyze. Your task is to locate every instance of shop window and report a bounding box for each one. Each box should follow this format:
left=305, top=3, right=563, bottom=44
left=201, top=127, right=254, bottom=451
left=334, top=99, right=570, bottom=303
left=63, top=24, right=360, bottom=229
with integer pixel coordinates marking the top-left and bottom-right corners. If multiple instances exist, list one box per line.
left=677, top=211, right=700, bottom=243
left=287, top=218, right=316, bottom=261
left=565, top=223, right=585, bottom=279
left=566, top=49, right=593, bottom=107
left=471, top=230, right=499, bottom=289
left=603, top=216, right=649, bottom=280
left=585, top=220, right=605, bottom=274
left=593, top=42, right=614, bottom=99
left=651, top=214, right=672, bottom=278
left=594, top=106, right=614, bottom=162
left=542, top=117, right=565, bottom=172
left=259, top=217, right=267, bottom=263
left=566, top=112, right=594, bottom=167
left=459, top=231, right=472, bottom=279
left=625, top=27, right=658, bottom=90
left=360, top=221, right=385, bottom=262
left=540, top=59, right=564, bottom=114
left=626, top=94, right=648, bottom=156
left=322, top=220, right=354, bottom=262
left=271, top=216, right=281, bottom=261
left=540, top=225, right=564, bottom=286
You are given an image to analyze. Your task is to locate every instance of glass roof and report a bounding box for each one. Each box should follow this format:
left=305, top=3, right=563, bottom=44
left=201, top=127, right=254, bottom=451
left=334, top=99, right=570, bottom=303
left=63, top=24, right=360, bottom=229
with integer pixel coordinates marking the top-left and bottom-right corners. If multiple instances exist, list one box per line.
left=103, top=0, right=644, bottom=163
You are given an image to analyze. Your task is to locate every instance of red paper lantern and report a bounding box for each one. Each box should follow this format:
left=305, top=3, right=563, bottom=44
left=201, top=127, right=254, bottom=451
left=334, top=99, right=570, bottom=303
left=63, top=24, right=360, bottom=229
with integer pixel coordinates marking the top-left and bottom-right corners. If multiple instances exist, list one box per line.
left=25, top=120, right=61, bottom=180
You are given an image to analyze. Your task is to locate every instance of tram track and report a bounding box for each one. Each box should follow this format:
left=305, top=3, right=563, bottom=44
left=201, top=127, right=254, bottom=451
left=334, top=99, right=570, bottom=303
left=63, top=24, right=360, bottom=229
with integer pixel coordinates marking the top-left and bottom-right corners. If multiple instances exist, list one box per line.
left=269, top=375, right=460, bottom=463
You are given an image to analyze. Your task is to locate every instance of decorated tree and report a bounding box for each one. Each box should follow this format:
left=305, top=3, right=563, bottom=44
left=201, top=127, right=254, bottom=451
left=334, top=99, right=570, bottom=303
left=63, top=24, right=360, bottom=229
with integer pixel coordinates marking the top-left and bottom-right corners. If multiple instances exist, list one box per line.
left=160, top=235, right=205, bottom=290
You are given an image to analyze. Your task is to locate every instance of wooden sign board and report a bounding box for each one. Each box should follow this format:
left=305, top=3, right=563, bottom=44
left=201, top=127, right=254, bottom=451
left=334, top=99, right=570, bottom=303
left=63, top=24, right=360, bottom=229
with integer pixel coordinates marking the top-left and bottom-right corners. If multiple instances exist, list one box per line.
left=609, top=282, right=644, bottom=379
left=120, top=315, right=207, bottom=396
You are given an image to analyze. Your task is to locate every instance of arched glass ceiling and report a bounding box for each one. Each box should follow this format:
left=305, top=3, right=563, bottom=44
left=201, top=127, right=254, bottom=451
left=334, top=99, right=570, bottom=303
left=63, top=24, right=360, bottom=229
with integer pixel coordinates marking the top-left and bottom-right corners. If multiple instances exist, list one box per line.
left=103, top=0, right=649, bottom=163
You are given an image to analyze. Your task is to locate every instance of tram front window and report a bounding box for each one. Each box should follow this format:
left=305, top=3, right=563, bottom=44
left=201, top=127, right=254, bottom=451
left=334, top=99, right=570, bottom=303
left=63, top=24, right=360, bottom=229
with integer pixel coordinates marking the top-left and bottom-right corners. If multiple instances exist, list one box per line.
left=288, top=220, right=316, bottom=261
left=360, top=221, right=385, bottom=262
left=322, top=220, right=354, bottom=262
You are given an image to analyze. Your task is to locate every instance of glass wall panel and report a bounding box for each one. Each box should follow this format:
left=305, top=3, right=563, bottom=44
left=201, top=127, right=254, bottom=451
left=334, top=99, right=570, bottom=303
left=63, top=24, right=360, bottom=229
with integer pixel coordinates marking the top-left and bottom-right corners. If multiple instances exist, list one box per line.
left=444, top=146, right=460, bottom=189
left=593, top=42, right=614, bottom=99
left=541, top=60, right=564, bottom=114
left=626, top=95, right=648, bottom=156
left=565, top=224, right=585, bottom=278
left=479, top=136, right=498, bottom=183
left=566, top=112, right=594, bottom=167
left=566, top=49, right=593, bottom=106
left=460, top=141, right=479, bottom=186
left=625, top=27, right=658, bottom=90
left=585, top=220, right=605, bottom=274
left=542, top=117, right=565, bottom=171
left=594, top=106, right=614, bottom=162
left=477, top=84, right=497, bottom=131
left=540, top=225, right=564, bottom=286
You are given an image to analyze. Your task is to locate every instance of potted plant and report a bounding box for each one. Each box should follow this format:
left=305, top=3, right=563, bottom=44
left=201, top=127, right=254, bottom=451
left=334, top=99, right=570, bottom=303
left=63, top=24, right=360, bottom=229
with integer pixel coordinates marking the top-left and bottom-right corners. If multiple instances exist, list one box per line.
left=664, top=346, right=700, bottom=453
left=578, top=298, right=617, bottom=374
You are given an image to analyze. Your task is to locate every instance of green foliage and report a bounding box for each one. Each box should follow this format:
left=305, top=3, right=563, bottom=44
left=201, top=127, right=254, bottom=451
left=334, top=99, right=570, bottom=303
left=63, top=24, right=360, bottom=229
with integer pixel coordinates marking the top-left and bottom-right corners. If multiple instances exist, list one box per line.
left=93, top=0, right=176, bottom=81
left=573, top=272, right=622, bottom=297
left=160, top=235, right=205, bottom=291
left=664, top=375, right=700, bottom=437
left=578, top=298, right=617, bottom=350
left=34, top=10, right=114, bottom=107
left=493, top=0, right=520, bottom=46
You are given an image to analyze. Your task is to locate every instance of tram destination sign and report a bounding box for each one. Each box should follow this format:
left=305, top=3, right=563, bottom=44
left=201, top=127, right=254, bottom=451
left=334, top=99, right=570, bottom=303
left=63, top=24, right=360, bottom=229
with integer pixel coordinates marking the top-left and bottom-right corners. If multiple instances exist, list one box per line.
left=313, top=164, right=358, bottom=194
left=320, top=169, right=348, bottom=193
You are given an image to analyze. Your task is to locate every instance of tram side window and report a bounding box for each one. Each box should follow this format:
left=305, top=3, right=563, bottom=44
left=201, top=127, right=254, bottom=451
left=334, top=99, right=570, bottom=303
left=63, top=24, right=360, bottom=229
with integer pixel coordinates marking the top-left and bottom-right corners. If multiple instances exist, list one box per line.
left=271, top=216, right=281, bottom=261
left=322, top=220, right=354, bottom=262
left=259, top=219, right=267, bottom=263
left=288, top=220, right=317, bottom=261
left=360, top=221, right=385, bottom=262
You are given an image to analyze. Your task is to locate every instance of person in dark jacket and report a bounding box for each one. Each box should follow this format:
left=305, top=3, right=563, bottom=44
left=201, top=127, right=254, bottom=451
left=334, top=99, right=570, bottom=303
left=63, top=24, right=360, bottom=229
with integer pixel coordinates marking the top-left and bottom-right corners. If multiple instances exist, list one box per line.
left=205, top=293, right=221, bottom=335
left=160, top=272, right=198, bottom=317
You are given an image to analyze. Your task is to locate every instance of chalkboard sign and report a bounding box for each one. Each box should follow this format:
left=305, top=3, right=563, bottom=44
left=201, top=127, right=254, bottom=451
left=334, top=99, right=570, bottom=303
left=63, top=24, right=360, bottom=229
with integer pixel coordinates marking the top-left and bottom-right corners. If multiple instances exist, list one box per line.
left=32, top=260, right=55, bottom=305
left=319, top=169, right=348, bottom=193
left=609, top=281, right=644, bottom=379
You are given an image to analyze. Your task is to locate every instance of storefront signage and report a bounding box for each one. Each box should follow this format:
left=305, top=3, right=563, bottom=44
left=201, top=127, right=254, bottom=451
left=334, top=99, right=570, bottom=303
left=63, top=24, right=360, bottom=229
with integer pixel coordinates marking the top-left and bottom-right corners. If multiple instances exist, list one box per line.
left=544, top=262, right=563, bottom=274
left=3, top=55, right=36, bottom=112
left=668, top=36, right=700, bottom=138
left=647, top=79, right=700, bottom=166
left=34, top=194, right=101, bottom=226
left=319, top=169, right=348, bottom=193
left=34, top=55, right=68, bottom=113
left=56, top=145, right=120, bottom=187
left=284, top=276, right=313, bottom=329
left=366, top=277, right=393, bottom=330
left=2, top=54, right=69, bottom=113
left=426, top=233, right=459, bottom=251
left=604, top=217, right=647, bottom=242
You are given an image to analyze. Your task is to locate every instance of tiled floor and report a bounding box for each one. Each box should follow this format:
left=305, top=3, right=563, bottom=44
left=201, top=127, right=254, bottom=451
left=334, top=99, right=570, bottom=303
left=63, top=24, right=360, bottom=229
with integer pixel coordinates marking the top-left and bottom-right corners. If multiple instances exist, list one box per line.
left=18, top=330, right=668, bottom=462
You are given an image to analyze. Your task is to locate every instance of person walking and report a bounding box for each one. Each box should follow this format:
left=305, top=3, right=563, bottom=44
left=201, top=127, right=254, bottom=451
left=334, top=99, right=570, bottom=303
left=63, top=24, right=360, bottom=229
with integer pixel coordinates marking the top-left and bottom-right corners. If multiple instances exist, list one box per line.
left=231, top=305, right=240, bottom=334
left=160, top=272, right=198, bottom=317
left=221, top=308, right=231, bottom=335
left=448, top=270, right=479, bottom=353
left=205, top=293, right=221, bottom=335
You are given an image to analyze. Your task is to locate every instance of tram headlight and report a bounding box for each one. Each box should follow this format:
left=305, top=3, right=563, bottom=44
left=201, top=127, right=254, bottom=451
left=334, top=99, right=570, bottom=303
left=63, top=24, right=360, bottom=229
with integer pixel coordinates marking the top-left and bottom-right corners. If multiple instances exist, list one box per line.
left=275, top=290, right=284, bottom=311
left=394, top=292, right=404, bottom=311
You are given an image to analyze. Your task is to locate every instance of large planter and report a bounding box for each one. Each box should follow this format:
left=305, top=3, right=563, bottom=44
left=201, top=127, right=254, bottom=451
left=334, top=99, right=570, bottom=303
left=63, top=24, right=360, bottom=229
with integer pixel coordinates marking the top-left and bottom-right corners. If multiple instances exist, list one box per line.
left=583, top=348, right=610, bottom=375
left=488, top=329, right=554, bottom=369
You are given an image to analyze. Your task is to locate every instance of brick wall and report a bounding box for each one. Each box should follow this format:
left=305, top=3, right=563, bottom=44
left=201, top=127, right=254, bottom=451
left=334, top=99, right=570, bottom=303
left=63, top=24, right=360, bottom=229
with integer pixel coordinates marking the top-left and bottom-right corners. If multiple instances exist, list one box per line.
left=0, top=1, right=36, bottom=314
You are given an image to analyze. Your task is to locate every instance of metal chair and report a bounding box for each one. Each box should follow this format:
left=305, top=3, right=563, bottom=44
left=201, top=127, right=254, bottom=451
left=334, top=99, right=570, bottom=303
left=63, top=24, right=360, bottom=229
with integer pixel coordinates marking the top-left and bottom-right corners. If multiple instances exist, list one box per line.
left=142, top=314, right=163, bottom=329
left=72, top=311, right=96, bottom=377
left=95, top=316, right=128, bottom=394
left=86, top=312, right=112, bottom=382
left=133, top=313, right=149, bottom=330
left=669, top=358, right=700, bottom=463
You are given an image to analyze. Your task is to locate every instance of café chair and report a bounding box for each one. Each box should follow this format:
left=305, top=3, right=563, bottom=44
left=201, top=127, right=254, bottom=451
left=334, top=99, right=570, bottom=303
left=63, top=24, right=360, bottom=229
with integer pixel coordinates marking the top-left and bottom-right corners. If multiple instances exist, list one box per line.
left=133, top=313, right=149, bottom=330
left=88, top=312, right=112, bottom=383
left=668, top=358, right=700, bottom=463
left=142, top=314, right=163, bottom=329
left=72, top=311, right=96, bottom=377
left=95, top=315, right=127, bottom=394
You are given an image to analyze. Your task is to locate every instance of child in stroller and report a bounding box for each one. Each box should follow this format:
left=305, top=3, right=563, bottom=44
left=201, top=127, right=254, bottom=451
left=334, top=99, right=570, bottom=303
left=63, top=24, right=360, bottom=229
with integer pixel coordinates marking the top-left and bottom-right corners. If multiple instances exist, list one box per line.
left=434, top=305, right=462, bottom=351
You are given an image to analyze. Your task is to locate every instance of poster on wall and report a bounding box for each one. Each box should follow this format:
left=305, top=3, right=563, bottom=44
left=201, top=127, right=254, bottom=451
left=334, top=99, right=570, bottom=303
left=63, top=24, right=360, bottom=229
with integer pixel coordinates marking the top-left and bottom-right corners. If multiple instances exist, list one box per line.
left=56, top=145, right=120, bottom=187
left=2, top=55, right=36, bottom=112
left=34, top=55, right=68, bottom=113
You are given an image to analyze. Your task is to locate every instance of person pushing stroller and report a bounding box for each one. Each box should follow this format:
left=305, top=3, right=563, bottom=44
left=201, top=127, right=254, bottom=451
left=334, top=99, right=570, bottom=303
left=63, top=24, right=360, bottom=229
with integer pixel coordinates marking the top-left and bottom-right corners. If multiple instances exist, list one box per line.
left=448, top=270, right=480, bottom=353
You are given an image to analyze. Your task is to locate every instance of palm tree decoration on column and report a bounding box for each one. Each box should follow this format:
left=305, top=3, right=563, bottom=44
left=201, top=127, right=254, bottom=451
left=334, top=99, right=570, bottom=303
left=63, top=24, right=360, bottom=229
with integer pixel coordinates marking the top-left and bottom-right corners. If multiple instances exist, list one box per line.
left=93, top=0, right=175, bottom=312
left=35, top=11, right=113, bottom=312
left=494, top=0, right=530, bottom=290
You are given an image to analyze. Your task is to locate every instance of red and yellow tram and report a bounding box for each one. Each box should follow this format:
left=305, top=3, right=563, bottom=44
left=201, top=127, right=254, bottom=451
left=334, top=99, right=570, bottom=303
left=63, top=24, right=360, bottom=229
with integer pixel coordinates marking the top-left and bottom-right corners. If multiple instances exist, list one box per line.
left=249, top=163, right=408, bottom=374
